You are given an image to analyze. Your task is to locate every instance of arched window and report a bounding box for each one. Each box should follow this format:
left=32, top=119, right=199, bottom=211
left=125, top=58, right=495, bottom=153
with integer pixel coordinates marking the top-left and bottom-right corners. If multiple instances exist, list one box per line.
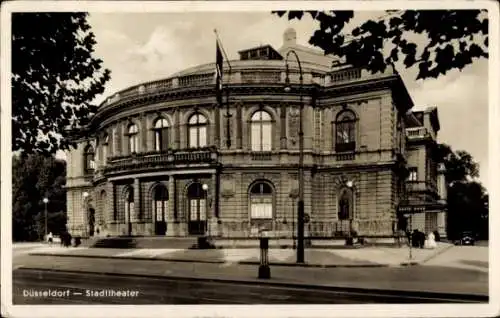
left=335, top=110, right=356, bottom=152
left=124, top=187, right=134, bottom=223
left=188, top=113, right=207, bottom=148
left=153, top=118, right=169, bottom=151
left=102, top=133, right=109, bottom=165
left=153, top=184, right=169, bottom=222
left=251, top=110, right=272, bottom=151
left=127, top=124, right=139, bottom=154
left=249, top=181, right=274, bottom=219
left=338, top=189, right=353, bottom=220
left=84, top=145, right=95, bottom=174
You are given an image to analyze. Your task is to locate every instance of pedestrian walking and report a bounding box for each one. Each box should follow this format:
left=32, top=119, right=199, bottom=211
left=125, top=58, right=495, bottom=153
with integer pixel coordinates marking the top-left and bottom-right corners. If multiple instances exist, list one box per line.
left=47, top=232, right=53, bottom=245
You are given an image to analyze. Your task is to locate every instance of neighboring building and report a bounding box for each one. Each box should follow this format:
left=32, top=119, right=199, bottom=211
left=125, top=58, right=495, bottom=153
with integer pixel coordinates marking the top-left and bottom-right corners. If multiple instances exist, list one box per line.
left=65, top=28, right=447, bottom=240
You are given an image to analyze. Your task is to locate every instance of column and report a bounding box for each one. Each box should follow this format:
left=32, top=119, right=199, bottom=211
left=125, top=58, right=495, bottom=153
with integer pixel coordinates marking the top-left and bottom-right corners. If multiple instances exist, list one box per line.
left=175, top=109, right=181, bottom=149
left=141, top=113, right=148, bottom=152
left=214, top=104, right=221, bottom=148
left=280, top=103, right=287, bottom=149
left=134, top=178, right=140, bottom=224
left=236, top=103, right=243, bottom=149
left=168, top=175, right=175, bottom=221
left=211, top=172, right=219, bottom=236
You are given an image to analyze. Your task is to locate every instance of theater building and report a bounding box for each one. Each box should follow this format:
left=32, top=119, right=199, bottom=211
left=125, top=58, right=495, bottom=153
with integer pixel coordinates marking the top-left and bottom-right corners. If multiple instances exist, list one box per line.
left=65, top=29, right=447, bottom=240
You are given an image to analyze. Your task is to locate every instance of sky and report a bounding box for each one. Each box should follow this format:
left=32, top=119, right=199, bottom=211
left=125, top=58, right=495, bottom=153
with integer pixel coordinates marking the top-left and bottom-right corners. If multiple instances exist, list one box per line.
left=83, top=11, right=489, bottom=190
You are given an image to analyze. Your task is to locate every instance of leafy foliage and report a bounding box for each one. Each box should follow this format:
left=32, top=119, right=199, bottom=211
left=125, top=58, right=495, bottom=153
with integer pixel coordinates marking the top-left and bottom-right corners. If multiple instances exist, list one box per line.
left=273, top=10, right=488, bottom=79
left=12, top=154, right=67, bottom=241
left=12, top=13, right=111, bottom=155
left=433, top=143, right=487, bottom=239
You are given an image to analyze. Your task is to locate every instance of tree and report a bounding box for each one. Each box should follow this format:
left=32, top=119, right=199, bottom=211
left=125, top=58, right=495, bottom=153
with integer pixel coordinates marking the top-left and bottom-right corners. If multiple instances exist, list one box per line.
left=12, top=13, right=111, bottom=156
left=12, top=154, right=67, bottom=241
left=273, top=10, right=488, bottom=80
left=434, top=144, right=487, bottom=240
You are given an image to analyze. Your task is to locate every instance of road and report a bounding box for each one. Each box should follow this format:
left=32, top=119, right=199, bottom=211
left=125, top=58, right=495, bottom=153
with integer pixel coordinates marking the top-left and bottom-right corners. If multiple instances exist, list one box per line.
left=12, top=268, right=483, bottom=305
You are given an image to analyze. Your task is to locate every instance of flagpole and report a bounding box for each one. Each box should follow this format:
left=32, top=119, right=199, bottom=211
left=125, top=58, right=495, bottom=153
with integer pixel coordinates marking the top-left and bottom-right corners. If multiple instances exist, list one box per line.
left=214, top=29, right=232, bottom=149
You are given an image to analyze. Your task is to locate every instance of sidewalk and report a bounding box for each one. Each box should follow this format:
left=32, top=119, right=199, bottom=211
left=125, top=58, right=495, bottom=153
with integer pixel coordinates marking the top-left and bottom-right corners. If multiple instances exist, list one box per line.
left=27, top=242, right=453, bottom=267
left=18, top=249, right=488, bottom=298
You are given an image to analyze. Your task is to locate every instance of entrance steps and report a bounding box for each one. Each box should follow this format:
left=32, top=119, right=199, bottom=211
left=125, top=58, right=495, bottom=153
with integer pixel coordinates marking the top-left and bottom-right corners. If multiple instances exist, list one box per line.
left=87, top=236, right=199, bottom=249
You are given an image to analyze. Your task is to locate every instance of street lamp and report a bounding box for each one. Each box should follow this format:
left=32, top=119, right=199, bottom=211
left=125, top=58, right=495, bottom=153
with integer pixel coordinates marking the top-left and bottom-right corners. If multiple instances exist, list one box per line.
left=43, top=197, right=49, bottom=241
left=202, top=183, right=209, bottom=237
left=83, top=191, right=89, bottom=237
left=284, top=50, right=305, bottom=264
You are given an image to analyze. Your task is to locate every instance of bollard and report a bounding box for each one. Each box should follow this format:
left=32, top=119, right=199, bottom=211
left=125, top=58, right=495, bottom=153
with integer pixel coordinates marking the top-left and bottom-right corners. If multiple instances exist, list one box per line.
left=258, top=236, right=270, bottom=279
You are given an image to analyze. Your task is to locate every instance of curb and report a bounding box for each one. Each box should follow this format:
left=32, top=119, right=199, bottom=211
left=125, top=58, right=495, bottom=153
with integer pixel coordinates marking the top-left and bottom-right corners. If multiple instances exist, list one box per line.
left=16, top=267, right=488, bottom=303
left=421, top=244, right=455, bottom=264
left=28, top=252, right=390, bottom=268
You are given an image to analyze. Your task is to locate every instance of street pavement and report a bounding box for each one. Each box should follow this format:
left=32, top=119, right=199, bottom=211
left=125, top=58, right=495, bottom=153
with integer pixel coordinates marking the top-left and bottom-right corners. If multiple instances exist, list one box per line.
left=15, top=268, right=477, bottom=305
left=11, top=245, right=488, bottom=300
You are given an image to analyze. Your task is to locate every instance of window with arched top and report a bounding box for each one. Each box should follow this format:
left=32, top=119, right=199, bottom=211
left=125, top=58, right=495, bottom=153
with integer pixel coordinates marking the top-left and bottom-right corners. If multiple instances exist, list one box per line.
left=102, top=133, right=109, bottom=165
left=338, top=188, right=353, bottom=220
left=249, top=181, right=274, bottom=219
left=153, top=118, right=169, bottom=151
left=251, top=110, right=272, bottom=151
left=335, top=110, right=356, bottom=152
left=84, top=145, right=95, bottom=174
left=127, top=124, right=139, bottom=154
left=188, top=113, right=208, bottom=148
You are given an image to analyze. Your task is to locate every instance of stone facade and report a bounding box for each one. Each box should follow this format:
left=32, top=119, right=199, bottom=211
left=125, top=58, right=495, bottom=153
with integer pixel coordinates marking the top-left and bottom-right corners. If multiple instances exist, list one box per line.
left=65, top=29, right=446, bottom=239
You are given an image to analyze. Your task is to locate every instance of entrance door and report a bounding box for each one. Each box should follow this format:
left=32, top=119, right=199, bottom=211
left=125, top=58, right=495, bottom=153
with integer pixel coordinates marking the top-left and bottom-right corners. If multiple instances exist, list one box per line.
left=153, top=185, right=168, bottom=235
left=187, top=183, right=207, bottom=235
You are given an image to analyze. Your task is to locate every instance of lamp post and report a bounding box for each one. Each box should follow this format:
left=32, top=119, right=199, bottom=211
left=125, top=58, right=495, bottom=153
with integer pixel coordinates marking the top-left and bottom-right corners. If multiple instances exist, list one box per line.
left=202, top=183, right=209, bottom=237
left=43, top=197, right=49, bottom=241
left=83, top=191, right=89, bottom=237
left=284, top=50, right=305, bottom=264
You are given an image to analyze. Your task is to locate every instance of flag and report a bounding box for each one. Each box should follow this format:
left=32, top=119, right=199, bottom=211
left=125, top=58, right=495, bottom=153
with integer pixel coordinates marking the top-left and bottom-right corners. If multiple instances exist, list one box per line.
left=215, top=40, right=224, bottom=106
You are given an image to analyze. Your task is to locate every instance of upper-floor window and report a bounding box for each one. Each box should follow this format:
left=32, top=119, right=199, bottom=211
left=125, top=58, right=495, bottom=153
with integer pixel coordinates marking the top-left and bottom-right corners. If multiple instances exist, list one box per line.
left=153, top=118, right=169, bottom=151
left=408, top=167, right=418, bottom=181
left=335, top=110, right=356, bottom=152
left=83, top=145, right=95, bottom=174
left=102, top=133, right=109, bottom=165
left=251, top=110, right=272, bottom=151
left=188, top=113, right=207, bottom=148
left=127, top=124, right=139, bottom=154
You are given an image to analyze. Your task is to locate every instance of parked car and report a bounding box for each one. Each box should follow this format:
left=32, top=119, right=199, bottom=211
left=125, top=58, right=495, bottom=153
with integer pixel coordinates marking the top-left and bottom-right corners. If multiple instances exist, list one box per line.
left=456, top=231, right=476, bottom=246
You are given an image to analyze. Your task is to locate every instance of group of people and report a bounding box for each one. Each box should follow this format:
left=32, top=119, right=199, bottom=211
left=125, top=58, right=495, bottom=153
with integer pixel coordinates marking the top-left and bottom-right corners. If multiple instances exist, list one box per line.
left=46, top=231, right=80, bottom=247
left=407, top=229, right=438, bottom=249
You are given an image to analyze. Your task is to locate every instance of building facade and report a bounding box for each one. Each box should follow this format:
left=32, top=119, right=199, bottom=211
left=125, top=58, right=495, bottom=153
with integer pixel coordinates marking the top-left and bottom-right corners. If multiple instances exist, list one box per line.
left=66, top=29, right=447, bottom=239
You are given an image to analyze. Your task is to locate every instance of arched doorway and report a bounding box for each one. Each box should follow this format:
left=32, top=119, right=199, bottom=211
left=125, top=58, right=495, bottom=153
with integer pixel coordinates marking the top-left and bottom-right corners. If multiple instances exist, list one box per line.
left=187, top=182, right=207, bottom=235
left=153, top=184, right=169, bottom=235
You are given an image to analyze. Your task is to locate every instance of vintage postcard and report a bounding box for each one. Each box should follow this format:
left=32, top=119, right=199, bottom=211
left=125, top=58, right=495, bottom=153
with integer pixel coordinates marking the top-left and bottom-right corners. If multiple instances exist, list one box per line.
left=1, top=1, right=498, bottom=317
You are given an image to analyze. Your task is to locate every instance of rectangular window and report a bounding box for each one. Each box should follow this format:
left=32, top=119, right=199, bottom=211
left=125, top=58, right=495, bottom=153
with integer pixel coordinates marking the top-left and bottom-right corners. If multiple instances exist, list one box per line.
left=250, top=197, right=273, bottom=219
left=190, top=199, right=198, bottom=220
left=102, top=145, right=107, bottom=165
left=262, top=123, right=271, bottom=151
left=408, top=168, right=418, bottom=181
left=251, top=124, right=260, bottom=151
left=161, top=129, right=169, bottom=150
left=189, top=128, right=198, bottom=148
left=199, top=127, right=207, bottom=147
left=156, top=201, right=163, bottom=221
left=199, top=199, right=206, bottom=221
left=155, top=132, right=161, bottom=151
